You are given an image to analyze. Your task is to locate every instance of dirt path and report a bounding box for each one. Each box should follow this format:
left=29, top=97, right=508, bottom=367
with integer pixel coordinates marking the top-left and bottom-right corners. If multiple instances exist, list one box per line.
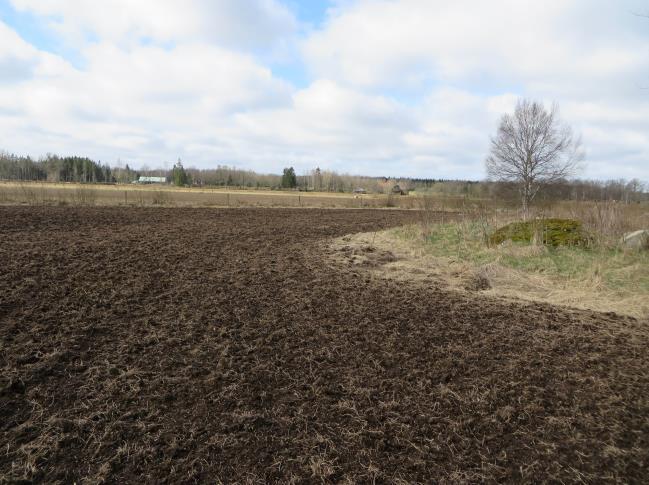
left=1, top=207, right=648, bottom=483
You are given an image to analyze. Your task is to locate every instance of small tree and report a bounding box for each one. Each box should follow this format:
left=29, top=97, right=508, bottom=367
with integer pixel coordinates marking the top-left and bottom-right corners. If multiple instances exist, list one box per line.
left=172, top=159, right=189, bottom=186
left=486, top=99, right=582, bottom=218
left=281, top=166, right=297, bottom=189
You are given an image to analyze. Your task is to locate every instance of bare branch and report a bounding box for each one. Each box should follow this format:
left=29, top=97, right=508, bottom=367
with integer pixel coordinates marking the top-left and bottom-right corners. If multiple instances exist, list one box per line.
left=485, top=99, right=583, bottom=218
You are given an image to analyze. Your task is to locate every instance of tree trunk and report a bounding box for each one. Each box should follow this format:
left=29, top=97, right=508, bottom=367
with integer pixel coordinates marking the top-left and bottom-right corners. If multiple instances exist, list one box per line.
left=522, top=194, right=529, bottom=220
left=521, top=183, right=530, bottom=220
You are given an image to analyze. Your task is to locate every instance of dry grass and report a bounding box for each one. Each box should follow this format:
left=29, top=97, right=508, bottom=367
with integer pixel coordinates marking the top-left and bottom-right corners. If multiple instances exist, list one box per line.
left=0, top=181, right=495, bottom=210
left=150, top=190, right=173, bottom=206
left=549, top=200, right=649, bottom=247
left=0, top=181, right=430, bottom=209
left=329, top=200, right=649, bottom=319
left=71, top=187, right=98, bottom=206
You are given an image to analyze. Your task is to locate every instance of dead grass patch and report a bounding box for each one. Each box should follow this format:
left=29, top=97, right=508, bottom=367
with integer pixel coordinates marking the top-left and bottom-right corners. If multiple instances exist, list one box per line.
left=0, top=181, right=427, bottom=209
left=328, top=223, right=649, bottom=319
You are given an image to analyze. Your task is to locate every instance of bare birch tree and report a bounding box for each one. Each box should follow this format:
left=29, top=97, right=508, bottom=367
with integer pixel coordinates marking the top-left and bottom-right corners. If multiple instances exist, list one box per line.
left=486, top=99, right=582, bottom=218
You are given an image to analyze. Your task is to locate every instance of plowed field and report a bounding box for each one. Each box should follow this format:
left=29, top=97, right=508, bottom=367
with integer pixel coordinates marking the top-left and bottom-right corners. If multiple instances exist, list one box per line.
left=1, top=207, right=648, bottom=483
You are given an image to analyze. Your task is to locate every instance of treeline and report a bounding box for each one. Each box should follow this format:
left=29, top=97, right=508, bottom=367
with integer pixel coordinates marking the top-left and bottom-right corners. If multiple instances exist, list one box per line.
left=483, top=178, right=648, bottom=205
left=1, top=151, right=646, bottom=203
left=139, top=164, right=453, bottom=192
left=180, top=165, right=280, bottom=188
left=0, top=152, right=114, bottom=183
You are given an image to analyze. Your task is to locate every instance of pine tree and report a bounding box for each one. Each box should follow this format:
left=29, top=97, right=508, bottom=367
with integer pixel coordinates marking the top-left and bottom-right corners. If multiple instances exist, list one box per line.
left=281, top=167, right=297, bottom=189
left=172, top=159, right=189, bottom=186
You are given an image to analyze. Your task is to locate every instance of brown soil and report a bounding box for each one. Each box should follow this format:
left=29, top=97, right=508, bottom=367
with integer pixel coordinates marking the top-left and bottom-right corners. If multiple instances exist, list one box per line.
left=1, top=206, right=648, bottom=483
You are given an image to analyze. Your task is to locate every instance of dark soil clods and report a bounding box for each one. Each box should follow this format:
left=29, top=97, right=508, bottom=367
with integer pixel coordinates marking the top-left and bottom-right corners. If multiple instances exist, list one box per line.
left=1, top=206, right=648, bottom=483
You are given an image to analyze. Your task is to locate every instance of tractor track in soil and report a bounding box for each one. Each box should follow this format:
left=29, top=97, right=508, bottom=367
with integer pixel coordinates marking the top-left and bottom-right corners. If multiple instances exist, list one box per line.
left=1, top=206, right=648, bottom=483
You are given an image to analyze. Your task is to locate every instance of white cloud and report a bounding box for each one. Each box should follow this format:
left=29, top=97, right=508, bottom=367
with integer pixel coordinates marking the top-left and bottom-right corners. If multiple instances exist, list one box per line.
left=303, top=0, right=649, bottom=93
left=0, top=20, right=63, bottom=83
left=233, top=80, right=415, bottom=165
left=0, top=17, right=294, bottom=164
left=0, top=0, right=648, bottom=180
left=9, top=0, right=298, bottom=48
left=299, top=0, right=649, bottom=179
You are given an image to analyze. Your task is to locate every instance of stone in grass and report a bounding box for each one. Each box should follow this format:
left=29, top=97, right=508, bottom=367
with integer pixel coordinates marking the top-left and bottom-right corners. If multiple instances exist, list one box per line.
left=621, top=230, right=649, bottom=250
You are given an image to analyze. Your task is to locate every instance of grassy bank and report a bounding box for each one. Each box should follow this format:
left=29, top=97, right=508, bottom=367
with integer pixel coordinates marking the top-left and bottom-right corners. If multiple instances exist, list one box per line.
left=330, top=209, right=649, bottom=319
left=398, top=221, right=649, bottom=294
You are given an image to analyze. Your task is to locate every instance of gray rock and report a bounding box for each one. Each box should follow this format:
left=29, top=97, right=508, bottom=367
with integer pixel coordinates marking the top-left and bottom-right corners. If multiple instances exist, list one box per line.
left=622, top=230, right=649, bottom=250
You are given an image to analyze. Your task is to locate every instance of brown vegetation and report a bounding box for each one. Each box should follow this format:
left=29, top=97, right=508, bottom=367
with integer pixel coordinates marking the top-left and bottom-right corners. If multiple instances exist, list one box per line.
left=0, top=181, right=429, bottom=209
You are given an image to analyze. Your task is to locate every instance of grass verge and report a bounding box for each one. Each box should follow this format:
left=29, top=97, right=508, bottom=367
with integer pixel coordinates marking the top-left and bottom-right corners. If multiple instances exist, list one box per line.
left=331, top=220, right=649, bottom=319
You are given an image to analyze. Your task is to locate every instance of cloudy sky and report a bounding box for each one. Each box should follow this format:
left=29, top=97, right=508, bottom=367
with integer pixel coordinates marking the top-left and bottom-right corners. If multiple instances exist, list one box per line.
left=1, top=0, right=648, bottom=179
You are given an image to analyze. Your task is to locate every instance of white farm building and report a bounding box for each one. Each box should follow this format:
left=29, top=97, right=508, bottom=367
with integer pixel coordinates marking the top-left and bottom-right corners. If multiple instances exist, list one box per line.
left=134, top=176, right=167, bottom=184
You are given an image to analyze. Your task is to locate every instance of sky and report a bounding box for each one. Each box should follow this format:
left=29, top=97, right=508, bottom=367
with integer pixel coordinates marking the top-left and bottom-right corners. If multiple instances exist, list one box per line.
left=0, top=0, right=648, bottom=180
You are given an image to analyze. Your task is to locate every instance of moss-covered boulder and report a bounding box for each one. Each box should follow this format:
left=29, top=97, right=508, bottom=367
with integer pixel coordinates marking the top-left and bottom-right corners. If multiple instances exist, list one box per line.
left=490, top=219, right=591, bottom=247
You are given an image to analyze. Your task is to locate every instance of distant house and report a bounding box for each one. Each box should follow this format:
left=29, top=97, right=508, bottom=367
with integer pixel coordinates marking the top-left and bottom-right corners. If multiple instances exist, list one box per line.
left=391, top=184, right=408, bottom=195
left=134, top=176, right=167, bottom=184
left=353, top=187, right=367, bottom=194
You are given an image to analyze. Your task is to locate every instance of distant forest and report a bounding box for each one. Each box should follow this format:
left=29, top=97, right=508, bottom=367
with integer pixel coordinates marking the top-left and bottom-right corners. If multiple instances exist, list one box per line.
left=0, top=151, right=646, bottom=203
left=0, top=152, right=115, bottom=183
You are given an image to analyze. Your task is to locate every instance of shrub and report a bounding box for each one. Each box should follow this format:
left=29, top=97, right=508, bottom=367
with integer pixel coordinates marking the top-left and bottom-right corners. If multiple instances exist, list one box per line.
left=490, top=218, right=591, bottom=247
